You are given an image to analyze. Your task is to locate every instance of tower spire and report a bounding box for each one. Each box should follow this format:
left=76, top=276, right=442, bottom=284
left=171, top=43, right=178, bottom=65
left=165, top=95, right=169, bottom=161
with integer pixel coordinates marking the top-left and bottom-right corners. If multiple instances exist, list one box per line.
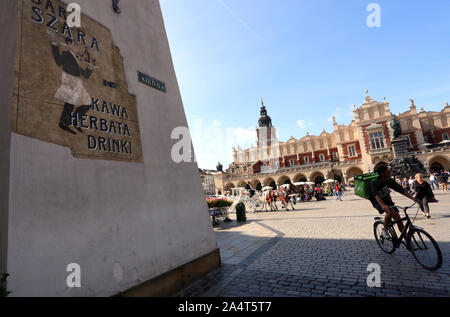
left=258, top=98, right=272, bottom=128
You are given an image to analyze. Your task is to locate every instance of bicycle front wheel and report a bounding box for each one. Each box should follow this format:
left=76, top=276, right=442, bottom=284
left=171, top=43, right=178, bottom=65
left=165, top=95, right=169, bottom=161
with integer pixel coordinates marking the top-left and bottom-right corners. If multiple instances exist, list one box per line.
left=407, top=228, right=442, bottom=271
left=373, top=221, right=396, bottom=254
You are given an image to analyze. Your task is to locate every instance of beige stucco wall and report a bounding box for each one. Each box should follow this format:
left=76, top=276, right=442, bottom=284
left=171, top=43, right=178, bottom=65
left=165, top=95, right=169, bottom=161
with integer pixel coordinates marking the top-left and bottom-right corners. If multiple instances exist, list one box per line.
left=0, top=0, right=18, bottom=275
left=5, top=0, right=217, bottom=296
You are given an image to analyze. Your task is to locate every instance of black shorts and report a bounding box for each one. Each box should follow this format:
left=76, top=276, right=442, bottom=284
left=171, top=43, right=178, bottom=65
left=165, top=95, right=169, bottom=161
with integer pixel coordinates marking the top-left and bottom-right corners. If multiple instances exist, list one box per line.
left=372, top=202, right=399, bottom=215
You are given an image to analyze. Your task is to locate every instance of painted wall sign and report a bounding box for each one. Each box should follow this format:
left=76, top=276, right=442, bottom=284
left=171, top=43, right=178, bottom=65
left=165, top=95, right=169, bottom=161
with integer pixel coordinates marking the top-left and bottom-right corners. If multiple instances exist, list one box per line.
left=112, top=0, right=121, bottom=14
left=12, top=0, right=143, bottom=163
left=138, top=71, right=166, bottom=93
left=103, top=80, right=118, bottom=88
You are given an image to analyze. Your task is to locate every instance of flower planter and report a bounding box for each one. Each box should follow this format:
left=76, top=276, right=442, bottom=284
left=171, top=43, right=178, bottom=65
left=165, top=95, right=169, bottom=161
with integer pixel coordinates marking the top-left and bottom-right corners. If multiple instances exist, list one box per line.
left=209, top=207, right=231, bottom=226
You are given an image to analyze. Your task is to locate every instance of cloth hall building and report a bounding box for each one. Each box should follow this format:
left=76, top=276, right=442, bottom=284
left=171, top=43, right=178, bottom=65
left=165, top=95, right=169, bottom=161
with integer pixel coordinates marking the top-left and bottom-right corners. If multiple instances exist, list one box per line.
left=212, top=92, right=450, bottom=194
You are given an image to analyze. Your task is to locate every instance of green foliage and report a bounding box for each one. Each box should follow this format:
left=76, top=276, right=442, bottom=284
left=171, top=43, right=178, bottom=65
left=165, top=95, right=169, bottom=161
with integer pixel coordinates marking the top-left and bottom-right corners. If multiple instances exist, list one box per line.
left=206, top=198, right=233, bottom=208
left=0, top=273, right=11, bottom=297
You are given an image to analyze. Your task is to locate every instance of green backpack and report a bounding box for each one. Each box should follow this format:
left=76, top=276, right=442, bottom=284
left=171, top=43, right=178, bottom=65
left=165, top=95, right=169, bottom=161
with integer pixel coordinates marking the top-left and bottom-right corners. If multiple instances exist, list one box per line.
left=354, top=173, right=379, bottom=200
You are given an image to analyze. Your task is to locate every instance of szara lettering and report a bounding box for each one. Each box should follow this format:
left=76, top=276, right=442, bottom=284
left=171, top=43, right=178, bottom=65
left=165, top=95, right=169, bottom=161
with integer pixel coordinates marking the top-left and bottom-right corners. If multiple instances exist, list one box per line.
left=31, top=0, right=100, bottom=51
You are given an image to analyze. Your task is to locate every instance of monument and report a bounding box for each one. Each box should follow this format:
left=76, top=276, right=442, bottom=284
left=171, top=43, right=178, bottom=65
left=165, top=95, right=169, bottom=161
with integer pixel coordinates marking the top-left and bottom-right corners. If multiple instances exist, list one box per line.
left=390, top=114, right=408, bottom=158
left=0, top=0, right=219, bottom=296
left=388, top=102, right=427, bottom=178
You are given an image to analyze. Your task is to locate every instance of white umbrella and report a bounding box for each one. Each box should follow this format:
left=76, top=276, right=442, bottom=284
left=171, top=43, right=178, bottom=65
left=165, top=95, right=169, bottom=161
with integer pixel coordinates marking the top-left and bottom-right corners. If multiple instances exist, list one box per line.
left=440, top=140, right=450, bottom=144
left=262, top=186, right=273, bottom=191
left=305, top=182, right=315, bottom=186
left=323, top=179, right=335, bottom=184
left=293, top=182, right=305, bottom=186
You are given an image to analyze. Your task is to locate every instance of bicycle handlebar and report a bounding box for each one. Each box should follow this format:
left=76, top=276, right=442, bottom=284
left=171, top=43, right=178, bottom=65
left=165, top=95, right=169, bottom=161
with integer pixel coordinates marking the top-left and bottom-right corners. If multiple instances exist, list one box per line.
left=391, top=201, right=419, bottom=212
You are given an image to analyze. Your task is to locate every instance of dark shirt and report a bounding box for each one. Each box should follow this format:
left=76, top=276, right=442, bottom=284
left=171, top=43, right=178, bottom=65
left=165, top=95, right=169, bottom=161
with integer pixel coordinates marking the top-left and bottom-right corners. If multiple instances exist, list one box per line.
left=51, top=45, right=92, bottom=79
left=414, top=181, right=433, bottom=200
left=370, top=177, right=405, bottom=206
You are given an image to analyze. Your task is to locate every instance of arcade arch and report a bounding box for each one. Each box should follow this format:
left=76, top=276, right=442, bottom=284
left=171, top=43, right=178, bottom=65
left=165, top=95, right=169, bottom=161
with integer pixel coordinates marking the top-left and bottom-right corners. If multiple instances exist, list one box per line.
left=251, top=179, right=262, bottom=190
left=237, top=181, right=247, bottom=188
left=326, top=169, right=344, bottom=182
left=429, top=155, right=450, bottom=173
left=277, top=175, right=292, bottom=186
left=224, top=183, right=235, bottom=192
left=310, top=171, right=325, bottom=184
left=346, top=166, right=364, bottom=181
left=263, top=177, right=277, bottom=189
left=293, top=173, right=308, bottom=182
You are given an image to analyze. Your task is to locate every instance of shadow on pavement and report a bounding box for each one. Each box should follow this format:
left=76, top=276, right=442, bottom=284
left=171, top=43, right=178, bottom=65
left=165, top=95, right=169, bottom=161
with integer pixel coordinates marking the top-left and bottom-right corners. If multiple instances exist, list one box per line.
left=177, top=231, right=450, bottom=297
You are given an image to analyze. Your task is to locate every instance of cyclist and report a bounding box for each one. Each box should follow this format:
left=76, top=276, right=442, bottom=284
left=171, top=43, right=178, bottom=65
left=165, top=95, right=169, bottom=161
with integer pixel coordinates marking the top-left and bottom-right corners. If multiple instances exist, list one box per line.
left=370, top=165, right=417, bottom=239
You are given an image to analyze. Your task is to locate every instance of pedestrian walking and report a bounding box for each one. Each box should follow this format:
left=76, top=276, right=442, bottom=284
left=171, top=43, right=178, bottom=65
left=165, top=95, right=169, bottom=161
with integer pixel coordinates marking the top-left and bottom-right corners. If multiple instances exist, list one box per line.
left=414, top=173, right=438, bottom=219
left=285, top=191, right=295, bottom=211
left=429, top=173, right=438, bottom=190
left=335, top=183, right=343, bottom=201
left=292, top=193, right=297, bottom=206
left=408, top=176, right=415, bottom=193
left=402, top=177, right=410, bottom=192
left=439, top=171, right=449, bottom=192
left=264, top=191, right=270, bottom=211
left=271, top=192, right=278, bottom=211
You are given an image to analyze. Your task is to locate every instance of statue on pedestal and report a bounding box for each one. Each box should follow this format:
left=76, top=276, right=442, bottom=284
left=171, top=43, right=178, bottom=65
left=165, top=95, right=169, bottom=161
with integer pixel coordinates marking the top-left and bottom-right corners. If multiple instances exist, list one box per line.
left=390, top=155, right=428, bottom=179
left=390, top=115, right=402, bottom=139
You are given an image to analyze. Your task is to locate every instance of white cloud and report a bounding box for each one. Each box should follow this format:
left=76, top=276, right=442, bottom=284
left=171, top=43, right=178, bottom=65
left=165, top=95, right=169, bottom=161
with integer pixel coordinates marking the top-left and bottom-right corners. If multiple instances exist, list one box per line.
left=212, top=119, right=222, bottom=126
left=189, top=119, right=257, bottom=169
left=233, top=127, right=257, bottom=147
left=297, top=119, right=305, bottom=128
left=328, top=106, right=355, bottom=124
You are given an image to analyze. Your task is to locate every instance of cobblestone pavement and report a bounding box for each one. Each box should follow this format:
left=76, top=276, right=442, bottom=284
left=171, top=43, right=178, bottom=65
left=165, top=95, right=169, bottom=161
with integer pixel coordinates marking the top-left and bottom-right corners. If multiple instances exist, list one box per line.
left=177, top=191, right=450, bottom=297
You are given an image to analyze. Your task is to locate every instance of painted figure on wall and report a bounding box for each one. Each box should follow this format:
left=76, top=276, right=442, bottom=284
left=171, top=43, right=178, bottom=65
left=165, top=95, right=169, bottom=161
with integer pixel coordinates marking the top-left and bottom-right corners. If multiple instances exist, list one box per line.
left=47, top=30, right=98, bottom=135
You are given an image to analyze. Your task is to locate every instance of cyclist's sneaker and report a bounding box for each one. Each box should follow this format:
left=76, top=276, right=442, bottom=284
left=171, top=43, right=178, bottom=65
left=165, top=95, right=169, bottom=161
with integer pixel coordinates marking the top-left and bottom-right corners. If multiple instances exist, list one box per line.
left=381, top=228, right=391, bottom=239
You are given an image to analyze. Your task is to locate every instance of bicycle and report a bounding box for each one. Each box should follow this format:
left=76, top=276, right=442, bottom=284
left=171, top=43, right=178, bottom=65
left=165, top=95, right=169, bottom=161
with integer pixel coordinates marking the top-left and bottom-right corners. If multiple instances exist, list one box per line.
left=228, top=197, right=264, bottom=213
left=244, top=197, right=264, bottom=212
left=373, top=201, right=442, bottom=271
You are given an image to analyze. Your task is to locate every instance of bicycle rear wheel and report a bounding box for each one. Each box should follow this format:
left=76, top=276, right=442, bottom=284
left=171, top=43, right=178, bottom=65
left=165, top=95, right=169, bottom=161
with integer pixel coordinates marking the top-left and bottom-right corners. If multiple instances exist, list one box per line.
left=244, top=201, right=255, bottom=213
left=253, top=200, right=264, bottom=212
left=407, top=228, right=442, bottom=271
left=373, top=221, right=396, bottom=254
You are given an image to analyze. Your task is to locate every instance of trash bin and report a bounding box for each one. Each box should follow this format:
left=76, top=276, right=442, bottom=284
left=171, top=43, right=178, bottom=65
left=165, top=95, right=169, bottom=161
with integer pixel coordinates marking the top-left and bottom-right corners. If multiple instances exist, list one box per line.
left=236, top=202, right=246, bottom=222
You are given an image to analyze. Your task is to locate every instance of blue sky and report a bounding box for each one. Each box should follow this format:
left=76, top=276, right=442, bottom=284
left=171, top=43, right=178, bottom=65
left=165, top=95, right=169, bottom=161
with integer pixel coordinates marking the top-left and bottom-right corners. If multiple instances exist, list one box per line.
left=160, top=0, right=450, bottom=169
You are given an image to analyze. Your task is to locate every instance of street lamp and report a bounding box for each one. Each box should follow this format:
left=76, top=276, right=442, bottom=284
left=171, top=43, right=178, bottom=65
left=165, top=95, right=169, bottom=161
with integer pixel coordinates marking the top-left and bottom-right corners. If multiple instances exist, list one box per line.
left=330, top=163, right=342, bottom=183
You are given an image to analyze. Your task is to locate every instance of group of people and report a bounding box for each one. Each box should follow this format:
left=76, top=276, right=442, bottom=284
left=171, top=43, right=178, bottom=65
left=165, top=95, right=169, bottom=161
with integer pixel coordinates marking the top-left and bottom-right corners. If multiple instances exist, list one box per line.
left=429, top=171, right=449, bottom=191
left=395, top=171, right=449, bottom=195
left=263, top=190, right=296, bottom=211
left=259, top=182, right=346, bottom=212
